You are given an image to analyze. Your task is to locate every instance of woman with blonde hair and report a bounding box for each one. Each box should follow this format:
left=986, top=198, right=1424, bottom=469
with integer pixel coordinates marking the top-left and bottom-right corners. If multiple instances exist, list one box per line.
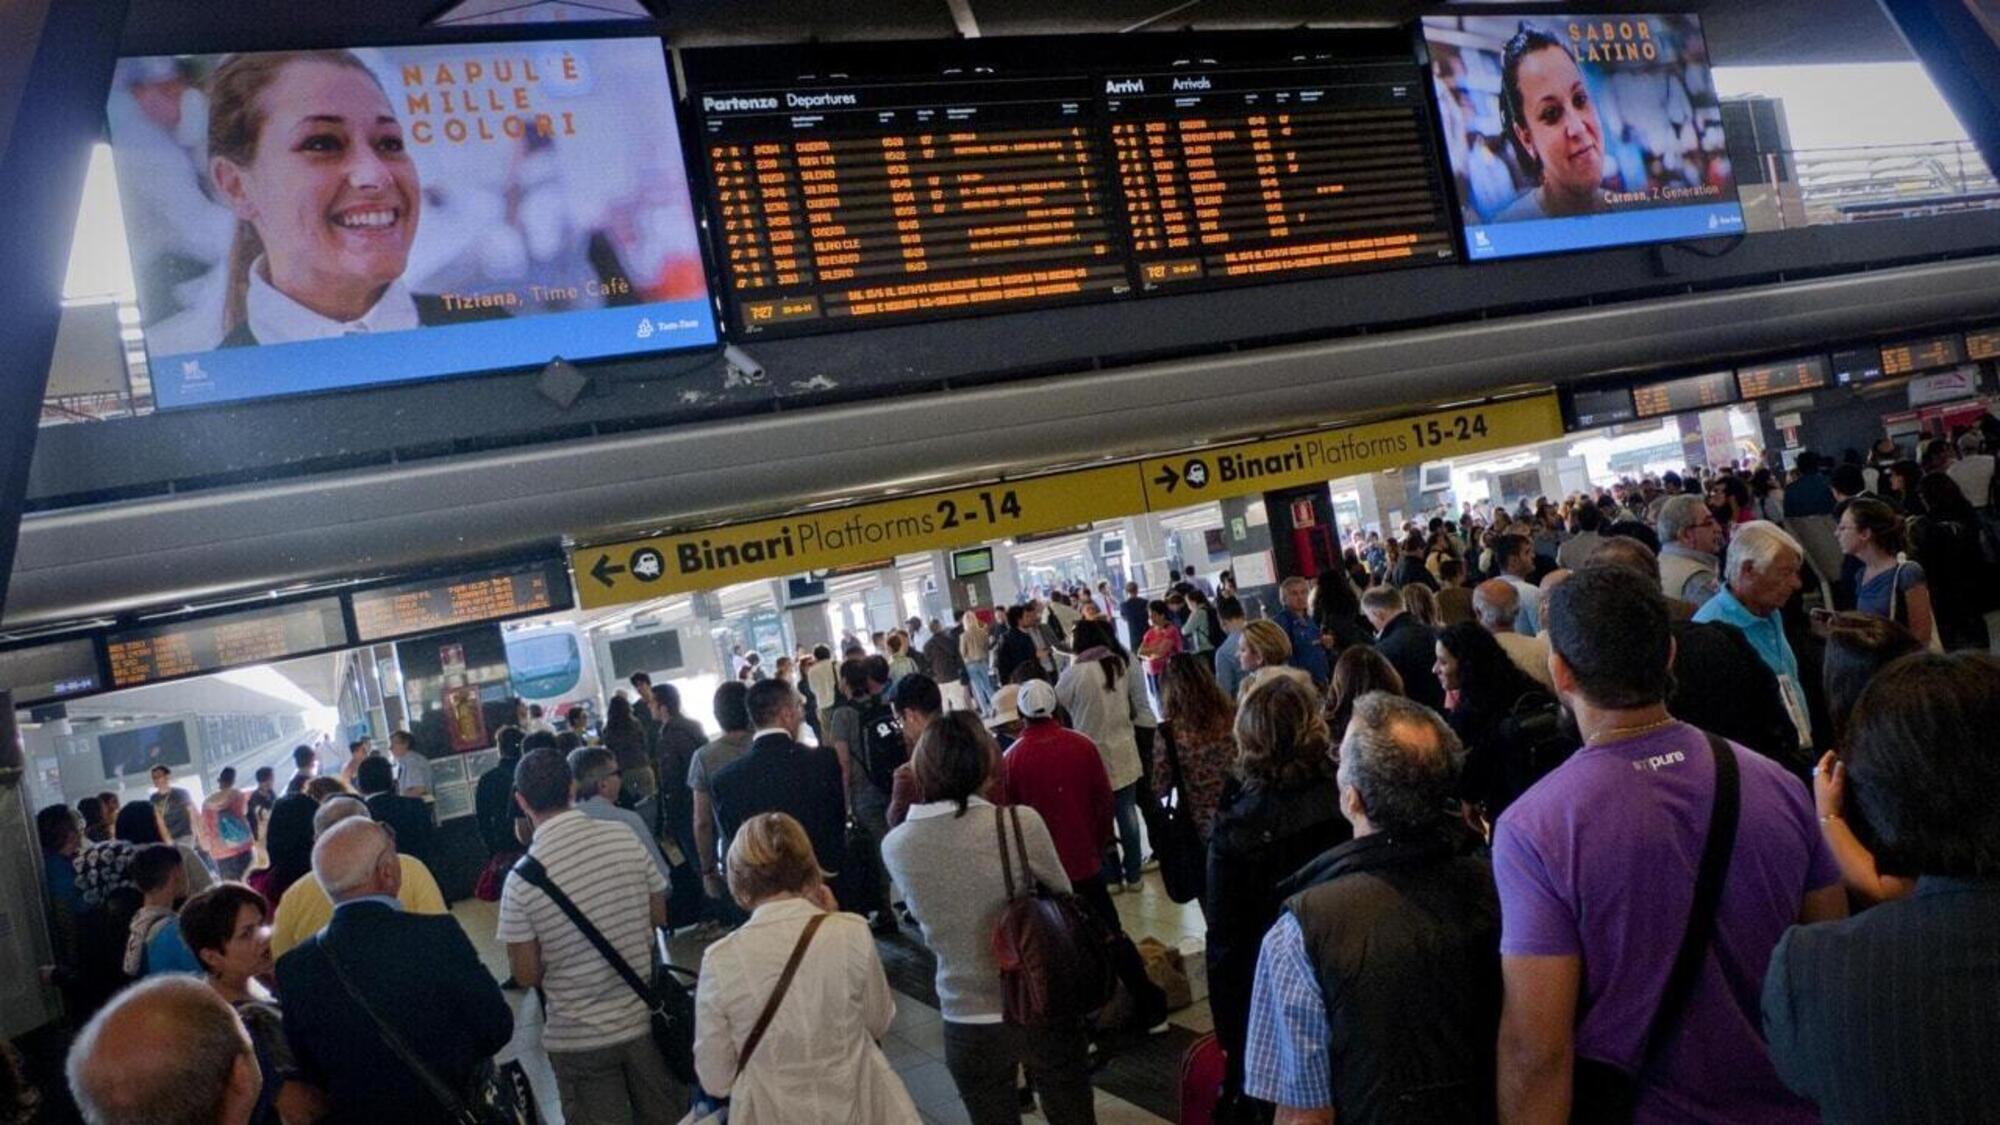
left=960, top=611, right=997, bottom=715
left=692, top=813, right=917, bottom=1123
left=1401, top=582, right=1441, bottom=629
left=1235, top=619, right=1316, bottom=700
left=1203, top=678, right=1349, bottom=1119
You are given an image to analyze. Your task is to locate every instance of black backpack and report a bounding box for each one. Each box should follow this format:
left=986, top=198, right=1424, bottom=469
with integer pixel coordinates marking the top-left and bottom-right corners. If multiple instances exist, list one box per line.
left=1493, top=692, right=1579, bottom=815
left=855, top=697, right=908, bottom=794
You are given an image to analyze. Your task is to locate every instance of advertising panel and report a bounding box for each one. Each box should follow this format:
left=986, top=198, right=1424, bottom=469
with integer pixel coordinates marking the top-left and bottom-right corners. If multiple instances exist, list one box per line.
left=1423, top=14, right=1743, bottom=260
left=106, top=37, right=715, bottom=409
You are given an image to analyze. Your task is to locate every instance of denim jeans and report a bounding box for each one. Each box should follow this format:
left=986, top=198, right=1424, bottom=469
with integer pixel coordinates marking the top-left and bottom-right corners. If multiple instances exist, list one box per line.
left=965, top=664, right=998, bottom=713
left=1100, top=783, right=1144, bottom=885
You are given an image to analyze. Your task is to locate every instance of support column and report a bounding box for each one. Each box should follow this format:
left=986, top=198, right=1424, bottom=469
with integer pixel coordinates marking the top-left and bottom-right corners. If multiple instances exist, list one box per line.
left=987, top=542, right=1021, bottom=608
left=1218, top=495, right=1278, bottom=619
left=783, top=582, right=834, bottom=654
left=0, top=0, right=132, bottom=620
left=1120, top=514, right=1172, bottom=595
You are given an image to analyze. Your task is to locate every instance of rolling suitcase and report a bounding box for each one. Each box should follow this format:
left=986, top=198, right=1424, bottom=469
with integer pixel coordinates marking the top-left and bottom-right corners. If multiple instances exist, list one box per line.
left=1179, top=1031, right=1225, bottom=1125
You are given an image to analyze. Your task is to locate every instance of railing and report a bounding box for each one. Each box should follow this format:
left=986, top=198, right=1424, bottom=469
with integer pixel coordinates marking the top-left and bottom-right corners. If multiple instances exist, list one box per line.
left=1784, top=140, right=1999, bottom=223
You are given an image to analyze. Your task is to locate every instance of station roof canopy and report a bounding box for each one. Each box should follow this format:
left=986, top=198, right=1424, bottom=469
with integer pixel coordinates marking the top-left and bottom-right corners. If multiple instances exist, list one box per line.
left=113, top=0, right=1914, bottom=66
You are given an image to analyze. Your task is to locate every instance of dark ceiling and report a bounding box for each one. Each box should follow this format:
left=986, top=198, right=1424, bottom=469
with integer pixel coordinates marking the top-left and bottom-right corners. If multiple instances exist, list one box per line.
left=114, top=0, right=1917, bottom=66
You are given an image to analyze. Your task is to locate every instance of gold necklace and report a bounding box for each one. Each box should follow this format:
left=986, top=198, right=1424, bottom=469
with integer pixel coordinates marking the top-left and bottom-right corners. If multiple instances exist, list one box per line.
left=1586, top=715, right=1679, bottom=746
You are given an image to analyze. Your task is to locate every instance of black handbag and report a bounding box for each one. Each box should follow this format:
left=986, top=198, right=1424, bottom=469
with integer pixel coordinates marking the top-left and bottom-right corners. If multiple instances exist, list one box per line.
left=1151, top=723, right=1208, bottom=905
left=1570, top=733, right=1740, bottom=1123
left=512, top=856, right=699, bottom=1085
left=321, top=937, right=531, bottom=1125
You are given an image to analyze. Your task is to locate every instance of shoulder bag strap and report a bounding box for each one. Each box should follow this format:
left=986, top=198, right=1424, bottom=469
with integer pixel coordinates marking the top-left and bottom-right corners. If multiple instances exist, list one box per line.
left=512, top=856, right=657, bottom=1009
left=321, top=934, right=482, bottom=1125
left=1006, top=805, right=1035, bottom=891
left=1161, top=722, right=1189, bottom=797
left=736, top=912, right=826, bottom=1076
left=995, top=805, right=1018, bottom=899
left=1638, top=734, right=1741, bottom=1064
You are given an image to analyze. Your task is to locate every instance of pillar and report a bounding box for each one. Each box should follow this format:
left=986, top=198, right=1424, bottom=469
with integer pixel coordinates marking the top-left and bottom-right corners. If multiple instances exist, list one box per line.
left=1120, top=513, right=1172, bottom=595
left=1218, top=494, right=1278, bottom=619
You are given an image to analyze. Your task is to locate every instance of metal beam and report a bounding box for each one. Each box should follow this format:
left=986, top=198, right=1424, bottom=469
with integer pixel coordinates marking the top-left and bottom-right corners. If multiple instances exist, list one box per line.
left=1876, top=0, right=2000, bottom=190
left=9, top=253, right=2000, bottom=629
left=0, top=0, right=130, bottom=624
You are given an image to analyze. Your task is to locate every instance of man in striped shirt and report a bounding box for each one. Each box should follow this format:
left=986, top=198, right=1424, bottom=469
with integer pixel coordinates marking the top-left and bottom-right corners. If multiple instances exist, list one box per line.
left=500, top=748, right=682, bottom=1123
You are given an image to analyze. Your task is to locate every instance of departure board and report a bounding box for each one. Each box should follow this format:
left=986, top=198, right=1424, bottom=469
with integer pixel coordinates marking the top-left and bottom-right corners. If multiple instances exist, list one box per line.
left=1632, top=371, right=1736, bottom=419
left=1570, top=386, right=1637, bottom=429
left=1881, top=334, right=1967, bottom=376
left=1103, top=61, right=1455, bottom=290
left=1737, top=355, right=1830, bottom=400
left=350, top=560, right=571, bottom=644
left=105, top=598, right=348, bottom=690
left=1967, top=327, right=2000, bottom=362
left=694, top=76, right=1126, bottom=335
left=1831, top=346, right=1884, bottom=386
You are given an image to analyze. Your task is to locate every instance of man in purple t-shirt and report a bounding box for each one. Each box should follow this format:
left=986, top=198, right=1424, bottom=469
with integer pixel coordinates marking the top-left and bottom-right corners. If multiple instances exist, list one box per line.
left=1493, top=565, right=1845, bottom=1124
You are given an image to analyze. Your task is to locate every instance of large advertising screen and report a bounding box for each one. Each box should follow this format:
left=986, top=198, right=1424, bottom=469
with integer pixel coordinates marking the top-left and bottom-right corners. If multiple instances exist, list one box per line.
left=1421, top=15, right=1743, bottom=261
left=99, top=721, right=193, bottom=779
left=106, top=37, right=716, bottom=409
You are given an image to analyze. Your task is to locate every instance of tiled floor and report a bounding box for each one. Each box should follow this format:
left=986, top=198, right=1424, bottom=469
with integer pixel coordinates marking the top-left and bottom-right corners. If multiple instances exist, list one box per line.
left=455, top=870, right=1208, bottom=1123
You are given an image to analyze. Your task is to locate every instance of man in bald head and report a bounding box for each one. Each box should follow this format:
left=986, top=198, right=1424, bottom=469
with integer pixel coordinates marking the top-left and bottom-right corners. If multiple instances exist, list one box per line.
left=276, top=818, right=512, bottom=1122
left=268, top=795, right=447, bottom=958
left=1474, top=578, right=1554, bottom=690
left=68, top=975, right=260, bottom=1125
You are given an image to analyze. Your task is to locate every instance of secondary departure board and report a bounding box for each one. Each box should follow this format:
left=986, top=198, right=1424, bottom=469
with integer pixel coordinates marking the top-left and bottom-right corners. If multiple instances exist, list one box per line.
left=0, top=638, right=102, bottom=707
left=1633, top=371, right=1736, bottom=419
left=1882, top=334, right=1968, bottom=376
left=695, top=76, right=1126, bottom=334
left=1967, top=327, right=2000, bottom=362
left=1737, top=355, right=1829, bottom=400
left=350, top=560, right=570, bottom=644
left=1103, top=61, right=1455, bottom=290
left=105, top=598, right=348, bottom=690
left=1831, top=346, right=1884, bottom=386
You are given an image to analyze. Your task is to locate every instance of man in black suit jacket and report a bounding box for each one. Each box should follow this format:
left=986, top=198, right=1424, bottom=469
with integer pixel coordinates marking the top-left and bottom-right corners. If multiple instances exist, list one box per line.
left=277, top=818, right=511, bottom=1124
left=353, top=755, right=435, bottom=868
left=709, top=678, right=847, bottom=888
left=1362, top=585, right=1444, bottom=710
left=1762, top=653, right=2000, bottom=1125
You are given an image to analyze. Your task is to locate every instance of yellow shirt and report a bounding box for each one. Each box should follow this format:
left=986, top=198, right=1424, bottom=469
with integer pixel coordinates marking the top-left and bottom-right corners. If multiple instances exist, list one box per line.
left=269, top=854, right=448, bottom=958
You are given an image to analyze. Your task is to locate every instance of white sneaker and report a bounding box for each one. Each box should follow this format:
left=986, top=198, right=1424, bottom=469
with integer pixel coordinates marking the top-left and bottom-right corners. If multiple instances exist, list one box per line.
left=1108, top=881, right=1126, bottom=895
left=1124, top=879, right=1143, bottom=893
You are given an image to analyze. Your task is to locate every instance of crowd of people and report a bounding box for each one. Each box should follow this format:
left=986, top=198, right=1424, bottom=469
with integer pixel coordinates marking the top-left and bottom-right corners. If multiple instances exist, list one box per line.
left=26, top=428, right=2000, bottom=1125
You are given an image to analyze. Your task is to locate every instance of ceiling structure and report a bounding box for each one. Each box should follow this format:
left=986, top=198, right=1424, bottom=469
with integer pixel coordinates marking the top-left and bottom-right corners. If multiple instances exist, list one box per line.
left=109, top=0, right=1918, bottom=66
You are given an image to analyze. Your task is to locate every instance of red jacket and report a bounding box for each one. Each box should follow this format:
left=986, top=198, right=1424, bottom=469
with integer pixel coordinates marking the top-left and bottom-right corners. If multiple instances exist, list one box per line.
left=1003, top=720, right=1114, bottom=882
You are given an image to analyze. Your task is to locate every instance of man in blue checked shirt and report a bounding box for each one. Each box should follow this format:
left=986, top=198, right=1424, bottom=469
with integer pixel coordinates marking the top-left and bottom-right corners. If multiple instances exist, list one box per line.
left=1244, top=693, right=1501, bottom=1123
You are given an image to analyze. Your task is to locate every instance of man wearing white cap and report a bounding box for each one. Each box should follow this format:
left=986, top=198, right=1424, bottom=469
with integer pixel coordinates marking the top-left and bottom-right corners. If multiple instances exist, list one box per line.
left=1001, top=681, right=1170, bottom=1033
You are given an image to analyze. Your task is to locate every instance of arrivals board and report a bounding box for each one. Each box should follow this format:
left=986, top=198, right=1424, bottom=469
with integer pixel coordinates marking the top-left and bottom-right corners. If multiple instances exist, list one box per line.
left=1102, top=59, right=1455, bottom=290
left=1881, top=334, right=1968, bottom=376
left=105, top=599, right=349, bottom=690
left=691, top=70, right=1126, bottom=334
left=1736, top=355, right=1829, bottom=400
left=1967, top=327, right=2000, bottom=362
left=1632, top=371, right=1735, bottom=418
left=350, top=559, right=572, bottom=644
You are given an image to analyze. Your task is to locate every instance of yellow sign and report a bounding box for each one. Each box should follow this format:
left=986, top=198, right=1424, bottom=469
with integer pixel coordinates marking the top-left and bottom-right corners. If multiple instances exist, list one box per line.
left=573, top=394, right=1562, bottom=607
left=1138, top=394, right=1562, bottom=509
left=575, top=466, right=1148, bottom=607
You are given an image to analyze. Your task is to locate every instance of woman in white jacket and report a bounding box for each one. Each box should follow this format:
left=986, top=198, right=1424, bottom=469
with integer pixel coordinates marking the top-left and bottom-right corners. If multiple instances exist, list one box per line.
left=1054, top=619, right=1153, bottom=892
left=692, top=813, right=919, bottom=1123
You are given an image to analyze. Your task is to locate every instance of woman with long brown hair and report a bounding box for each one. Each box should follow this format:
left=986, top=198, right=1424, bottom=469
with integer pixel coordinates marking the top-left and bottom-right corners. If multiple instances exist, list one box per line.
left=1204, top=678, right=1350, bottom=1120
left=1153, top=652, right=1235, bottom=843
